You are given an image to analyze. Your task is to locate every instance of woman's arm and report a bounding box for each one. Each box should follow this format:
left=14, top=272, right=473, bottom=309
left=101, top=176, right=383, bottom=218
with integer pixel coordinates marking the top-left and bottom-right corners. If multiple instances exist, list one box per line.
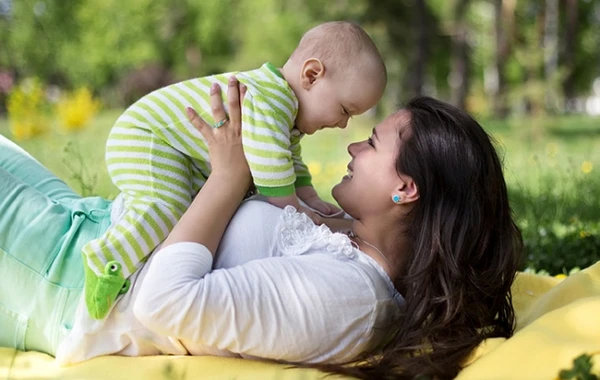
left=134, top=249, right=382, bottom=364
left=161, top=77, right=250, bottom=254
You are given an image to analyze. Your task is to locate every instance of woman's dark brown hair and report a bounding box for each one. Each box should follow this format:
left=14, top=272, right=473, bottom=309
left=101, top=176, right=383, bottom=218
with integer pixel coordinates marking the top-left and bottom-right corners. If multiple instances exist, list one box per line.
left=314, top=96, right=523, bottom=379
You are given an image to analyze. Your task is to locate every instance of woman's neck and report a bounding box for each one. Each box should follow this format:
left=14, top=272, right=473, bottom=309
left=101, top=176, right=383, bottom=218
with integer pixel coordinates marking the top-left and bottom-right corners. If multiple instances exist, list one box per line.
left=349, top=220, right=406, bottom=283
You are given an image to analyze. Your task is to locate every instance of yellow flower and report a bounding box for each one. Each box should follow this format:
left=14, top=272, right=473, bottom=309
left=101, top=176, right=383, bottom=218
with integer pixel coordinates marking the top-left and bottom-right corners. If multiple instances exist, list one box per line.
left=581, top=161, right=593, bottom=174
left=10, top=119, right=49, bottom=140
left=554, top=274, right=567, bottom=280
left=545, top=143, right=558, bottom=158
left=579, top=230, right=590, bottom=238
left=528, top=154, right=539, bottom=166
left=56, top=87, right=100, bottom=131
left=6, top=78, right=50, bottom=140
left=307, top=162, right=322, bottom=176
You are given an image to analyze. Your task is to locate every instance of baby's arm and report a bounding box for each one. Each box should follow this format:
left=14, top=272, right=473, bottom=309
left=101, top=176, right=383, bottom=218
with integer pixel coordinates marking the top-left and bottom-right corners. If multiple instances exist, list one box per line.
left=288, top=133, right=342, bottom=218
left=296, top=185, right=343, bottom=217
left=265, top=194, right=323, bottom=225
left=237, top=87, right=301, bottom=207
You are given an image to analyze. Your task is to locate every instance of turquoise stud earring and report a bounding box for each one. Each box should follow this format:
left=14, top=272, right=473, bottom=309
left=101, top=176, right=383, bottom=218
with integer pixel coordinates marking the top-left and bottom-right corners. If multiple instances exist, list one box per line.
left=392, top=195, right=401, bottom=204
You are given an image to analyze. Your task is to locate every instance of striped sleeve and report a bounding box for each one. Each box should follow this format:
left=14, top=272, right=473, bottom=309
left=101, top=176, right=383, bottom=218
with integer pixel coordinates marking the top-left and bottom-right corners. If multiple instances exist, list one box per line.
left=240, top=90, right=296, bottom=197
left=290, top=132, right=312, bottom=188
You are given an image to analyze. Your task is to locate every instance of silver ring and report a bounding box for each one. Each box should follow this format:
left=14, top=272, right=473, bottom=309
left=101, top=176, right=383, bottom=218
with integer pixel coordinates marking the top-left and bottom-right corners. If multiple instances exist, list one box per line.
left=213, top=117, right=228, bottom=128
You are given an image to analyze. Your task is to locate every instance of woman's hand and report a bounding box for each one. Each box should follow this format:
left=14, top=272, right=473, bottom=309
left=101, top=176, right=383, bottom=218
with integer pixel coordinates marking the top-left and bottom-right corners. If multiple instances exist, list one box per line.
left=161, top=76, right=251, bottom=254
left=186, top=77, right=250, bottom=188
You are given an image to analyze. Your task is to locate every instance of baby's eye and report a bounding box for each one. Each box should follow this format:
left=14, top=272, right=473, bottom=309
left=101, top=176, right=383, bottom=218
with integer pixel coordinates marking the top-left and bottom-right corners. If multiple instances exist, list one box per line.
left=367, top=137, right=374, bottom=147
left=342, top=106, right=349, bottom=116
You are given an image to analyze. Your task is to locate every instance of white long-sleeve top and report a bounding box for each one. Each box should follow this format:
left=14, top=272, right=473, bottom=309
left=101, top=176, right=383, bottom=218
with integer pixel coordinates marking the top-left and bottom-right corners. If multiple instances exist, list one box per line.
left=56, top=200, right=403, bottom=365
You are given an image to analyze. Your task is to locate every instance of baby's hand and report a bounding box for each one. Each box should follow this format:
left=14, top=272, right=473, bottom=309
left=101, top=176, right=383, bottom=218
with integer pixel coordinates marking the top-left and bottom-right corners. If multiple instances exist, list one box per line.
left=298, top=205, right=324, bottom=225
left=303, top=197, right=343, bottom=218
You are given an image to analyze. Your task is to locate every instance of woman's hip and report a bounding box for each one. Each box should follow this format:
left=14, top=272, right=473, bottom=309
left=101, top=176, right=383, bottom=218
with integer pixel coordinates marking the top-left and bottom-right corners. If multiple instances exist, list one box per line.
left=0, top=250, right=83, bottom=355
left=0, top=134, right=114, bottom=354
left=0, top=194, right=112, bottom=355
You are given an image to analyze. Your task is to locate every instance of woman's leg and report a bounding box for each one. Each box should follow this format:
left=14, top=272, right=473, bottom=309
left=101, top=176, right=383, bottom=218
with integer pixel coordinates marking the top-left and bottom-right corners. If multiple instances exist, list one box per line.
left=0, top=134, right=80, bottom=202
left=0, top=160, right=111, bottom=355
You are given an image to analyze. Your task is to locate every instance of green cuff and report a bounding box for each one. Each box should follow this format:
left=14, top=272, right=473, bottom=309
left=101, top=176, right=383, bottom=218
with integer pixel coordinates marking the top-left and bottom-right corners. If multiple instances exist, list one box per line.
left=256, top=184, right=296, bottom=197
left=264, top=62, right=284, bottom=79
left=294, top=176, right=312, bottom=188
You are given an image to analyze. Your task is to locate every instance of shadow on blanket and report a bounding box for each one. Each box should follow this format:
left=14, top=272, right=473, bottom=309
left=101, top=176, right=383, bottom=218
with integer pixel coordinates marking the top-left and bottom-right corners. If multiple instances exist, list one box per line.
left=2, top=262, right=599, bottom=380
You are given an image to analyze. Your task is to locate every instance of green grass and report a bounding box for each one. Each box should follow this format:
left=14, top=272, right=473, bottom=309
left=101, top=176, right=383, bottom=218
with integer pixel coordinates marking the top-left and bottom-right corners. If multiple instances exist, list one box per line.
left=1, top=111, right=599, bottom=273
left=0, top=110, right=122, bottom=199
left=481, top=114, right=600, bottom=273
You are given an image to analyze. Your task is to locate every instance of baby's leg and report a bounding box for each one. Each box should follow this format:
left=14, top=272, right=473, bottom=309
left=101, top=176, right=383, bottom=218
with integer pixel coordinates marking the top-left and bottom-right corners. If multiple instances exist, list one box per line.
left=82, top=123, right=195, bottom=319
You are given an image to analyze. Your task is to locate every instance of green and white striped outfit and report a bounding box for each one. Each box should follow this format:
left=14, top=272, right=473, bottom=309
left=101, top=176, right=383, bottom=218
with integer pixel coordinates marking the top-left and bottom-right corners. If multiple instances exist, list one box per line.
left=83, top=63, right=312, bottom=319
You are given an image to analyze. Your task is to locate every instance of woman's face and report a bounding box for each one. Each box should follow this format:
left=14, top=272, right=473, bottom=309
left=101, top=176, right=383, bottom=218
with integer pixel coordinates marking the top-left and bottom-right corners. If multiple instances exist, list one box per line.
left=332, top=111, right=410, bottom=219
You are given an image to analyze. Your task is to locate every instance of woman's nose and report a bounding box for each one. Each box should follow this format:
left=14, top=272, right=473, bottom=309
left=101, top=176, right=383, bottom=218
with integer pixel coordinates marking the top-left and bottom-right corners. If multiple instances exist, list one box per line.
left=347, top=141, right=362, bottom=157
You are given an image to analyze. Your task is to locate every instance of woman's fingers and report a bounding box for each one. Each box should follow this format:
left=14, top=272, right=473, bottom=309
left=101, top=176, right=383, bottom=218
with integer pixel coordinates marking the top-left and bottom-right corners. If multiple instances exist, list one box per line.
left=226, top=77, right=242, bottom=129
left=209, top=83, right=228, bottom=128
left=186, top=107, right=213, bottom=143
left=187, top=78, right=247, bottom=146
left=240, top=83, right=247, bottom=103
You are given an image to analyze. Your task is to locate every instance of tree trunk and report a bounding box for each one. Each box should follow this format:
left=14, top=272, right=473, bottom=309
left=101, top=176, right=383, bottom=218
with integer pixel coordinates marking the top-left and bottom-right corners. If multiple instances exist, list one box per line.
left=562, top=0, right=578, bottom=111
left=491, top=0, right=514, bottom=119
left=543, top=0, right=559, bottom=111
left=409, top=0, right=428, bottom=97
left=492, top=0, right=506, bottom=118
left=450, top=0, right=470, bottom=110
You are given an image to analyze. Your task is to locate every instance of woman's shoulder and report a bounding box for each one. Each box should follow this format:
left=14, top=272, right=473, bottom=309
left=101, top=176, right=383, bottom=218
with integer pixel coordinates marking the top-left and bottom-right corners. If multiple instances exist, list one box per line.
left=218, top=200, right=403, bottom=304
left=275, top=206, right=403, bottom=302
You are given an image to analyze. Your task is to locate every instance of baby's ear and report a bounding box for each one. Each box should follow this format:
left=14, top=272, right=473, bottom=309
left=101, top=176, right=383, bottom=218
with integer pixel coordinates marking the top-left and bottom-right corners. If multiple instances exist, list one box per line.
left=300, top=58, right=325, bottom=89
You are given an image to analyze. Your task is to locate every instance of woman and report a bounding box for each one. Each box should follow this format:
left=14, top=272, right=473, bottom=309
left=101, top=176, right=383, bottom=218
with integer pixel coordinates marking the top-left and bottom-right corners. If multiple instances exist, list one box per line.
left=0, top=79, right=521, bottom=379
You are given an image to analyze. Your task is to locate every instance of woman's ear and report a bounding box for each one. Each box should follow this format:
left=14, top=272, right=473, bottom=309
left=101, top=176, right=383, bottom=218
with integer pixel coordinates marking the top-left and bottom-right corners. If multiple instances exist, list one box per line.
left=300, top=58, right=325, bottom=89
left=393, top=177, right=419, bottom=205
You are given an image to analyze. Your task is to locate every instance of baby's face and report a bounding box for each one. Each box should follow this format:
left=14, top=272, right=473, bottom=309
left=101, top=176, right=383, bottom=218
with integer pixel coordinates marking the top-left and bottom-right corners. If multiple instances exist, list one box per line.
left=295, top=73, right=384, bottom=135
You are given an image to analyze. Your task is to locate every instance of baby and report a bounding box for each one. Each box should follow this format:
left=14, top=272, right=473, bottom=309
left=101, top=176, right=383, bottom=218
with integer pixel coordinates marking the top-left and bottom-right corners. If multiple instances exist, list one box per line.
left=83, top=21, right=387, bottom=319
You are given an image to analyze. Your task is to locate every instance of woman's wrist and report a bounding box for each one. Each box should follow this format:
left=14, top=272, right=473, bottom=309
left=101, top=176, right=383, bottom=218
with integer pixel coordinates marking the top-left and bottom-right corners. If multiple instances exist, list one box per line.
left=209, top=169, right=251, bottom=188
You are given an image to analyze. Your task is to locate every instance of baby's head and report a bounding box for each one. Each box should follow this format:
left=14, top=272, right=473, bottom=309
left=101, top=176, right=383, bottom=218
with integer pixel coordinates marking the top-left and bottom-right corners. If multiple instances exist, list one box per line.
left=283, top=21, right=387, bottom=135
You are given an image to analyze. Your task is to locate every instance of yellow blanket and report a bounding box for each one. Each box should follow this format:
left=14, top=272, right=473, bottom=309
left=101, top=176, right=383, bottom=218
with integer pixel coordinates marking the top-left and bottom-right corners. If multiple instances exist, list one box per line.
left=2, top=262, right=599, bottom=380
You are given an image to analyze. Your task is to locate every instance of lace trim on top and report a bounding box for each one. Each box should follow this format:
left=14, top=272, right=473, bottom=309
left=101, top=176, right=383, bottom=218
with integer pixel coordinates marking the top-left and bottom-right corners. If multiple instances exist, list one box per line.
left=276, top=206, right=405, bottom=306
left=276, top=206, right=357, bottom=259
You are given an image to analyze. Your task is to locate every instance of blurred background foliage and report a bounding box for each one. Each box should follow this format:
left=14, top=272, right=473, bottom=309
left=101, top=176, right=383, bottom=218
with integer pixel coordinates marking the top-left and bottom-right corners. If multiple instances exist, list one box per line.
left=0, top=0, right=599, bottom=274
left=1, top=0, right=599, bottom=116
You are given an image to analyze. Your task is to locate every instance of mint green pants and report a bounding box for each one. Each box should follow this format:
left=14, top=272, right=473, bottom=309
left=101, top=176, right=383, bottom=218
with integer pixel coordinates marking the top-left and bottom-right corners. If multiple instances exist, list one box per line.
left=0, top=135, right=112, bottom=355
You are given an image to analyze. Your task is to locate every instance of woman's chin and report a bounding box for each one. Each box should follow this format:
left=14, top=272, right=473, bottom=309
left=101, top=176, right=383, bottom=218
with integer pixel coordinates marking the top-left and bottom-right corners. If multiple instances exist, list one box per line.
left=331, top=183, right=344, bottom=205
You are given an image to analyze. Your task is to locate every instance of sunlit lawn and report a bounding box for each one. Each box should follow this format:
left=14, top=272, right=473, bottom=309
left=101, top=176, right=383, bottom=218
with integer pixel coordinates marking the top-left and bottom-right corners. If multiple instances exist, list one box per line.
left=0, top=110, right=123, bottom=199
left=1, top=110, right=599, bottom=272
left=0, top=110, right=598, bottom=205
left=0, top=110, right=598, bottom=203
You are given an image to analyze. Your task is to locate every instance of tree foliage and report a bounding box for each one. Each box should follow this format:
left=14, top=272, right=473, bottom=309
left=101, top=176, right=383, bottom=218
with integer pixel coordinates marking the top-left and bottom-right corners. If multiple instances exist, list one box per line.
left=0, top=0, right=599, bottom=116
